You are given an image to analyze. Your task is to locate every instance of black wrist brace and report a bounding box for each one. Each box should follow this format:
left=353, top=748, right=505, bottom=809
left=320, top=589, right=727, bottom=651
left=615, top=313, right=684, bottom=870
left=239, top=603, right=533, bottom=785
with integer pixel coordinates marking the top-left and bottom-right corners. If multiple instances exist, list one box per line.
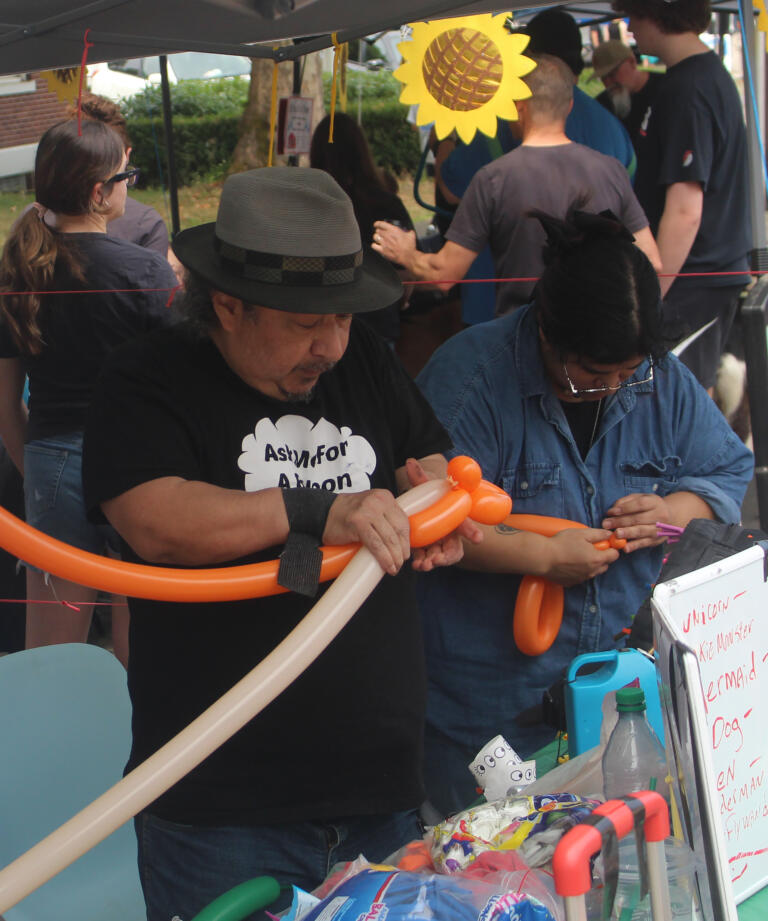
left=277, top=487, right=337, bottom=597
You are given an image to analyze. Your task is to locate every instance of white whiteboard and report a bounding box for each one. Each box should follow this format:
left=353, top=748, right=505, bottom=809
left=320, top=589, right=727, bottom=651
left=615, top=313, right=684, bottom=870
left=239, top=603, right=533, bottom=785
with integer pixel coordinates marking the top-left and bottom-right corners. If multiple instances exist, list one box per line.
left=652, top=544, right=768, bottom=908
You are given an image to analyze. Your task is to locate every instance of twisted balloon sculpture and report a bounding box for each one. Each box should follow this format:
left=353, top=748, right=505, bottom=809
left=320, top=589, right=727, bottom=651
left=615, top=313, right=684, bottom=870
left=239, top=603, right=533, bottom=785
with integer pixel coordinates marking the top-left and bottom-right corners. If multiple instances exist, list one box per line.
left=0, top=457, right=510, bottom=914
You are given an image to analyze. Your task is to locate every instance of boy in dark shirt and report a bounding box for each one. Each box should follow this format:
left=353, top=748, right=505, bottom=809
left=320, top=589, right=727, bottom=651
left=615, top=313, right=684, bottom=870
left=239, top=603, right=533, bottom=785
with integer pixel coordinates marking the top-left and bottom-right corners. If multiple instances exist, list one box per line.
left=613, top=0, right=751, bottom=391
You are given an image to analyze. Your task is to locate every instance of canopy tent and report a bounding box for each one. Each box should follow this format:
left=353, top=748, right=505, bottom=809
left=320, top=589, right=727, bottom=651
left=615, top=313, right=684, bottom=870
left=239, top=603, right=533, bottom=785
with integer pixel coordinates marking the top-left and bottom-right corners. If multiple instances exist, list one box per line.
left=3, top=0, right=768, bottom=522
left=0, top=0, right=542, bottom=74
left=0, top=0, right=749, bottom=73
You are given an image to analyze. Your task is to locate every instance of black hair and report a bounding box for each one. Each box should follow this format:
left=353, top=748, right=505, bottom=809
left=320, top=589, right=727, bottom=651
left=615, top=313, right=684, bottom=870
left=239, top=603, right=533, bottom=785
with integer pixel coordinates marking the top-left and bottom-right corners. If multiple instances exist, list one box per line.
left=532, top=207, right=673, bottom=364
left=612, top=0, right=712, bottom=35
left=310, top=113, right=392, bottom=212
left=524, top=9, right=584, bottom=77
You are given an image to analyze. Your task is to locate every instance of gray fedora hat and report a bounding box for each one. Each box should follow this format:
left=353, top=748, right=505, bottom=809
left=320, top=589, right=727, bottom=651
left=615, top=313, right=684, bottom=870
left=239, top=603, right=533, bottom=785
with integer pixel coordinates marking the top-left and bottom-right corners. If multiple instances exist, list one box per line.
left=172, top=167, right=402, bottom=314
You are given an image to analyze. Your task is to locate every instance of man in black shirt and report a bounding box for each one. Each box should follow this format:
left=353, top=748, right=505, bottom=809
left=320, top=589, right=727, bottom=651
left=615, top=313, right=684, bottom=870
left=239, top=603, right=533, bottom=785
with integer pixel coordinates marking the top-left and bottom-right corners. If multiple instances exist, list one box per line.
left=612, top=0, right=752, bottom=391
left=592, top=40, right=664, bottom=152
left=82, top=167, right=476, bottom=921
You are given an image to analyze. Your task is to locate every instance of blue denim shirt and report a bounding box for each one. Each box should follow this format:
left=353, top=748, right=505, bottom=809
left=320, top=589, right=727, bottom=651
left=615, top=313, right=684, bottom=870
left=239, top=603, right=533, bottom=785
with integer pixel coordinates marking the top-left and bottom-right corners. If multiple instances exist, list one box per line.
left=416, top=305, right=753, bottom=760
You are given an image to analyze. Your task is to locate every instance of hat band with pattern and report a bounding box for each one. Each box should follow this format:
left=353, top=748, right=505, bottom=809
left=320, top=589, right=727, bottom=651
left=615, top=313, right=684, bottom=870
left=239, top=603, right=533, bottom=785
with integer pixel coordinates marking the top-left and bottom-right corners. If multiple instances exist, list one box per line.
left=214, top=236, right=364, bottom=287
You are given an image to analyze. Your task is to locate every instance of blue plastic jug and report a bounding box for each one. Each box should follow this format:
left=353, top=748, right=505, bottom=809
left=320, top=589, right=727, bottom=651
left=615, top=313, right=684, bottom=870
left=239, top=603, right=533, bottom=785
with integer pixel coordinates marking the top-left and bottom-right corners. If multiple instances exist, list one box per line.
left=565, top=648, right=664, bottom=756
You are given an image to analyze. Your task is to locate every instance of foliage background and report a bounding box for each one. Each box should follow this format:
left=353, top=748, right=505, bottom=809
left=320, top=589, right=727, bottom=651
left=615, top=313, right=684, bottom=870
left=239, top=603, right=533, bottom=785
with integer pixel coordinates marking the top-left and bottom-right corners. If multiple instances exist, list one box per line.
left=123, top=71, right=419, bottom=187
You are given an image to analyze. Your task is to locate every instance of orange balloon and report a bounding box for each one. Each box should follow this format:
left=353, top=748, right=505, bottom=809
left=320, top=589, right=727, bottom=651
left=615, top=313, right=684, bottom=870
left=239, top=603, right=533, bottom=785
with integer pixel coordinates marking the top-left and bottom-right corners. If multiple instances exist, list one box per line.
left=0, top=468, right=513, bottom=602
left=446, top=455, right=482, bottom=493
left=505, top=513, right=623, bottom=655
left=469, top=480, right=513, bottom=525
left=0, top=504, right=356, bottom=602
left=409, top=490, right=472, bottom=548
left=513, top=575, right=565, bottom=657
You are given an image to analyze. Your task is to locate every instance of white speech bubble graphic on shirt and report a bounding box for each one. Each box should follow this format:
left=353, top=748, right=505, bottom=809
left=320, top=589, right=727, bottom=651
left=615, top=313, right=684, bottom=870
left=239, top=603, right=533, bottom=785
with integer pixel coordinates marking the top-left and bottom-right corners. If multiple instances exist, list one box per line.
left=238, top=415, right=377, bottom=493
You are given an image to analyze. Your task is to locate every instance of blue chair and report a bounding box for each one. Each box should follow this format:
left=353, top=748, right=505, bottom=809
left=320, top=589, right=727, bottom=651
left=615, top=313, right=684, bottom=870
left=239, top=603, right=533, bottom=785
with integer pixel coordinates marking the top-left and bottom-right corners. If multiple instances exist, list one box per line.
left=0, top=643, right=145, bottom=921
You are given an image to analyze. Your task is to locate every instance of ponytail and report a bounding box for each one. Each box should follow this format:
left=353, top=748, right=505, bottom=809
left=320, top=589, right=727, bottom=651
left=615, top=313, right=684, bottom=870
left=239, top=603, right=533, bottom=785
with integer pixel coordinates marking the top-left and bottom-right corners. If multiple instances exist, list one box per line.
left=0, top=208, right=84, bottom=355
left=0, top=118, right=121, bottom=355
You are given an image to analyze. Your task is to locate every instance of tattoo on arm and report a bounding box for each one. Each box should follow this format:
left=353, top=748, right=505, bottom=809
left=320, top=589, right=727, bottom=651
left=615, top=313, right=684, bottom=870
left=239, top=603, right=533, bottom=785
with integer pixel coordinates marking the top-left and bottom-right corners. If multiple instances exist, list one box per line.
left=495, top=524, right=521, bottom=536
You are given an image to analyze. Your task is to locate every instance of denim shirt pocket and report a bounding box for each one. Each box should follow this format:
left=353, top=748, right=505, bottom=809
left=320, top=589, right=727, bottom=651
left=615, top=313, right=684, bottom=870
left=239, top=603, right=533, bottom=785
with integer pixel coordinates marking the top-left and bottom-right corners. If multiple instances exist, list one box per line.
left=620, top=455, right=682, bottom=495
left=502, top=462, right=564, bottom=516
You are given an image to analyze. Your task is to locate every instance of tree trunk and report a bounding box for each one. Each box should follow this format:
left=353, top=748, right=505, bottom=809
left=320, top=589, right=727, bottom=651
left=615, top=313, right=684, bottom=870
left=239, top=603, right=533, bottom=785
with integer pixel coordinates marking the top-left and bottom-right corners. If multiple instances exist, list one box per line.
left=230, top=49, right=325, bottom=173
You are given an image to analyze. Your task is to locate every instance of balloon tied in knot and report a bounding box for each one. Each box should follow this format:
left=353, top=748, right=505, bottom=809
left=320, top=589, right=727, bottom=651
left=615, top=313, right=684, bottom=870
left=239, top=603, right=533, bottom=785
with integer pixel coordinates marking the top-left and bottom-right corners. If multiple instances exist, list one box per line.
left=409, top=456, right=512, bottom=548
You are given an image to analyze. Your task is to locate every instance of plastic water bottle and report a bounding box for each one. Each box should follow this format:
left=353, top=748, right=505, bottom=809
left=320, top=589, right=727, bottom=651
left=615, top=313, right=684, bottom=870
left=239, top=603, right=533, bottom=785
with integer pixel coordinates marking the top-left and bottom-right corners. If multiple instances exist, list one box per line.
left=602, top=687, right=670, bottom=921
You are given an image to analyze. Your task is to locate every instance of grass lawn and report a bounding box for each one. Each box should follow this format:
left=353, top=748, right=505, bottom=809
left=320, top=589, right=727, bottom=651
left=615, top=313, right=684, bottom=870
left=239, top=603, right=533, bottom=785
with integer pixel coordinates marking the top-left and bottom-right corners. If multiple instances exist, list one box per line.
left=0, top=175, right=437, bottom=241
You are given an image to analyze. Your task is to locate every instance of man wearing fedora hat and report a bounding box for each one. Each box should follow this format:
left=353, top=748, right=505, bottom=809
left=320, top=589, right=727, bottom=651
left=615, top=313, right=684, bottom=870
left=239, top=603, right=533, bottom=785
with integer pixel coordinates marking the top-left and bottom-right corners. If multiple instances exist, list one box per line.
left=82, top=167, right=477, bottom=921
left=592, top=41, right=663, bottom=151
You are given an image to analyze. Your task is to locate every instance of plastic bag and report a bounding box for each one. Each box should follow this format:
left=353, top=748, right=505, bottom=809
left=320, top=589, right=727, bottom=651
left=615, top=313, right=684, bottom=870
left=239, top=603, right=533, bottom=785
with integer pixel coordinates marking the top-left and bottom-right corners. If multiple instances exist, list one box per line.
left=292, top=863, right=555, bottom=921
left=430, top=794, right=600, bottom=873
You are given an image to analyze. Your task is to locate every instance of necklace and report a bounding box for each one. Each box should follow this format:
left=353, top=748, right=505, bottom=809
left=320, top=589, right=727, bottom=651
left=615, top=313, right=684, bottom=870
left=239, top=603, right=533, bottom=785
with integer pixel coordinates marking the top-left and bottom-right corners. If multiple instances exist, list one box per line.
left=588, top=399, right=604, bottom=453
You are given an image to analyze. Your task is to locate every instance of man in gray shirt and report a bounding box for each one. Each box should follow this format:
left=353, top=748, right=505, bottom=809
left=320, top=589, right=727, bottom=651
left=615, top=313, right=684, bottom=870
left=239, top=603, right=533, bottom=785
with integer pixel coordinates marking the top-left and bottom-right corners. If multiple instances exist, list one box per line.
left=373, top=55, right=660, bottom=315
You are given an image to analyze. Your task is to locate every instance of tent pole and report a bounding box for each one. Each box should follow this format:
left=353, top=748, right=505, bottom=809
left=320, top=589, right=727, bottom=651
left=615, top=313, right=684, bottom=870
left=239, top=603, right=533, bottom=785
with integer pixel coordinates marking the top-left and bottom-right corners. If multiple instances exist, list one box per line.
left=159, top=54, right=180, bottom=238
left=741, top=277, right=768, bottom=530
left=739, top=0, right=768, bottom=266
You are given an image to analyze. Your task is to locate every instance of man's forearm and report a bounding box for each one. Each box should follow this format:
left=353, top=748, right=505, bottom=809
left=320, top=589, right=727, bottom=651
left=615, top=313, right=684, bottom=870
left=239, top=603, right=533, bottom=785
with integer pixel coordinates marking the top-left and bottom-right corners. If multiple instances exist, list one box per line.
left=402, top=249, right=454, bottom=286
left=657, top=182, right=703, bottom=297
left=102, top=478, right=290, bottom=566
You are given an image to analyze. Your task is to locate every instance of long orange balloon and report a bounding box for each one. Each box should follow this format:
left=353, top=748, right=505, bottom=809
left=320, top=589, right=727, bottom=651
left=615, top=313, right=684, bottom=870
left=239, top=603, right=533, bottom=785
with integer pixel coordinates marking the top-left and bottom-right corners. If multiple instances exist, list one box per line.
left=514, top=576, right=565, bottom=657
left=503, top=514, right=626, bottom=550
left=0, top=456, right=512, bottom=603
left=506, top=513, right=624, bottom=656
left=0, top=505, right=355, bottom=602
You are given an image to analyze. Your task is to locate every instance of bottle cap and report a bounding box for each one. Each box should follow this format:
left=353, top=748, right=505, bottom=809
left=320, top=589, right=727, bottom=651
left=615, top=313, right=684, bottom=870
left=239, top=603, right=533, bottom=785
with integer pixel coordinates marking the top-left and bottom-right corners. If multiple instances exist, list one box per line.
left=616, top=686, right=646, bottom=712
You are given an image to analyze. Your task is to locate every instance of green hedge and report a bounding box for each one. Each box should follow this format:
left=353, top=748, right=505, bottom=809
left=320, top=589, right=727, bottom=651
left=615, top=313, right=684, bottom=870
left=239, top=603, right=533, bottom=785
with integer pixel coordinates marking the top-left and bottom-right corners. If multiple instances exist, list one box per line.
left=128, top=113, right=242, bottom=186
left=358, top=102, right=421, bottom=176
left=121, top=77, right=250, bottom=119
left=322, top=69, right=402, bottom=105
left=125, top=72, right=419, bottom=187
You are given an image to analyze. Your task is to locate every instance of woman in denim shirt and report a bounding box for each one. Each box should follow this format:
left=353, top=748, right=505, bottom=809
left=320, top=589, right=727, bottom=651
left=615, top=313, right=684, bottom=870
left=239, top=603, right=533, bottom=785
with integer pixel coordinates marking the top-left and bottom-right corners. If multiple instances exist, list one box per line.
left=416, top=209, right=753, bottom=816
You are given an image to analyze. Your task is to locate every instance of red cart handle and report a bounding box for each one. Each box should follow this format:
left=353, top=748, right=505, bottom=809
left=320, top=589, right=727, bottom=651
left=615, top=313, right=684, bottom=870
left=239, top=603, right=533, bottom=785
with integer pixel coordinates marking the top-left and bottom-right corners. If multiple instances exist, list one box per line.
left=552, top=791, right=670, bottom=897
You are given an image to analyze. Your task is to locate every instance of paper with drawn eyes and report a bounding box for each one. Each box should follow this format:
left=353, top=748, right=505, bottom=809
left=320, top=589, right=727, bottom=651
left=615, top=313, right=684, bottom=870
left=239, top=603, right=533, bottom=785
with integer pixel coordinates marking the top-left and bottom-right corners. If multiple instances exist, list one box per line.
left=468, top=734, right=536, bottom=802
left=652, top=543, right=768, bottom=910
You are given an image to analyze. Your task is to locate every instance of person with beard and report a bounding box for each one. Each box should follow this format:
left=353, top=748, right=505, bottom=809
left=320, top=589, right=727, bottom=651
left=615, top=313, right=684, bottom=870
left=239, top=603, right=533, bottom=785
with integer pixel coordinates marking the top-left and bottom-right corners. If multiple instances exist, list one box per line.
left=593, top=41, right=664, bottom=152
left=81, top=166, right=478, bottom=921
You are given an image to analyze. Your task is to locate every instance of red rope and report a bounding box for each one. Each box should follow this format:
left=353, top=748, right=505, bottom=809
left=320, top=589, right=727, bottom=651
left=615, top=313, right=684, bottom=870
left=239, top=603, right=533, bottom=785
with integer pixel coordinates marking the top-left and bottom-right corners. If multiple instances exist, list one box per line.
left=403, top=269, right=767, bottom=286
left=0, top=287, right=179, bottom=297
left=0, top=598, right=129, bottom=608
left=76, top=29, right=95, bottom=137
left=0, top=270, right=763, bottom=298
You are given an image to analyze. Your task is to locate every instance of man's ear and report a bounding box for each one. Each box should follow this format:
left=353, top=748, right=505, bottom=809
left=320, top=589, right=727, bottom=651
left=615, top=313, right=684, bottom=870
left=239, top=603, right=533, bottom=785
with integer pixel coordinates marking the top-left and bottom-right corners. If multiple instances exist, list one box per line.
left=211, top=291, right=245, bottom=332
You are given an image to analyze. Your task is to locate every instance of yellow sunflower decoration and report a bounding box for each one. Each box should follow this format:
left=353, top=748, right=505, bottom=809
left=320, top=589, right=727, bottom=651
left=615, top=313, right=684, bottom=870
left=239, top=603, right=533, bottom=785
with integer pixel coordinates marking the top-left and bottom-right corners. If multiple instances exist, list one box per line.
left=395, top=13, right=536, bottom=144
left=756, top=0, right=768, bottom=52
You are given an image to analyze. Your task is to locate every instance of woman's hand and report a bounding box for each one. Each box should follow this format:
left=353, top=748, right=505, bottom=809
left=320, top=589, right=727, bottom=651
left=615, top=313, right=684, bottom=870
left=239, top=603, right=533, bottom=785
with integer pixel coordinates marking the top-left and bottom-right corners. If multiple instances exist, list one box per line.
left=544, top=527, right=619, bottom=586
left=602, top=492, right=670, bottom=552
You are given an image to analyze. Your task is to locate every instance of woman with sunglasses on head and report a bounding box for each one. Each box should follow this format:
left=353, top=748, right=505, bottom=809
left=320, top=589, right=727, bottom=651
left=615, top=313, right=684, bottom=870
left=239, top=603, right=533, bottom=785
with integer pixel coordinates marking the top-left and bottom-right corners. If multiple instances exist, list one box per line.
left=0, top=119, right=177, bottom=665
left=415, top=207, right=753, bottom=816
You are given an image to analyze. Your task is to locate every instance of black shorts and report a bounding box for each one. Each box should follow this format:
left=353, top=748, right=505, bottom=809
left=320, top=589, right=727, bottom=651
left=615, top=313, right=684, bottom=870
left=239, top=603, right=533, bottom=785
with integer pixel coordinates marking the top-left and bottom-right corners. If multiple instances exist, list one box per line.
left=664, top=284, right=745, bottom=389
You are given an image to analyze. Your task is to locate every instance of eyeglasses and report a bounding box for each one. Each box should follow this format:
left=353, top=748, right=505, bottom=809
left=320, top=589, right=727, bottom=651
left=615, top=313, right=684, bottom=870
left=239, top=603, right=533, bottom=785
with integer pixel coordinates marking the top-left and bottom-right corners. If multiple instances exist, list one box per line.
left=562, top=357, right=654, bottom=396
left=104, top=167, right=140, bottom=188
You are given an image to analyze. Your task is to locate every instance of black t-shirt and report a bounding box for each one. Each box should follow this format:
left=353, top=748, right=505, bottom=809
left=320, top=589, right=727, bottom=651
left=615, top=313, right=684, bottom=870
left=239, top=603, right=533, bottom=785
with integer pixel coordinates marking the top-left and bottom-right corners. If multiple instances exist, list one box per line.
left=633, top=52, right=751, bottom=287
left=596, top=74, right=665, bottom=153
left=621, top=72, right=663, bottom=151
left=82, top=319, right=451, bottom=825
left=0, top=233, right=177, bottom=440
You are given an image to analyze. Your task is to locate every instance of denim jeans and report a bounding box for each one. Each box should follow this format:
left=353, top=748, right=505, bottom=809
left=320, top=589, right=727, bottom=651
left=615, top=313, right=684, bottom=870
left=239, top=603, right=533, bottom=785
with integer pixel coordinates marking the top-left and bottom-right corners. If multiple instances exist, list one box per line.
left=24, top=433, right=120, bottom=558
left=136, top=809, right=424, bottom=921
